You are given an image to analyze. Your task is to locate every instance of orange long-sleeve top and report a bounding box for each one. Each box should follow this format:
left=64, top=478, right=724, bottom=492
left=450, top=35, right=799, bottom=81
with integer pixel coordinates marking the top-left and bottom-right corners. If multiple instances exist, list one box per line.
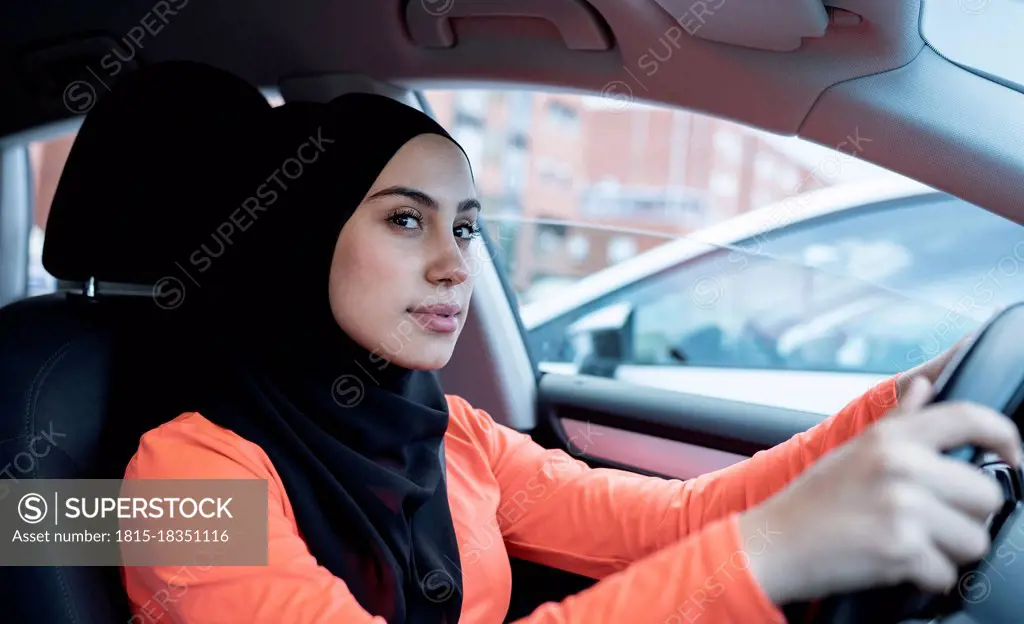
left=120, top=376, right=899, bottom=623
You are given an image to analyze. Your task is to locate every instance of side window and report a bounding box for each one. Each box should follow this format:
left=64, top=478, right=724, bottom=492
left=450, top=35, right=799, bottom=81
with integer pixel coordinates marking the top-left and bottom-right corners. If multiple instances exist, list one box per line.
left=4, top=91, right=286, bottom=304
left=422, top=87, right=830, bottom=301
left=628, top=250, right=807, bottom=369
left=422, top=88, right=1024, bottom=410
left=25, top=133, right=75, bottom=297
left=624, top=196, right=1024, bottom=375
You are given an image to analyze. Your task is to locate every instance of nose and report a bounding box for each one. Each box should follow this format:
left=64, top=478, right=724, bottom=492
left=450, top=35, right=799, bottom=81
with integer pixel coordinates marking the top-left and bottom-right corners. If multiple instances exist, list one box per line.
left=426, top=237, right=469, bottom=287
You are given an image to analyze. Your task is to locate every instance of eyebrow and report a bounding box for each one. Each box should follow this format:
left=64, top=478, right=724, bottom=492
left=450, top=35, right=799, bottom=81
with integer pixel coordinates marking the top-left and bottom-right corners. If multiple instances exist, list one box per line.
left=366, top=185, right=481, bottom=213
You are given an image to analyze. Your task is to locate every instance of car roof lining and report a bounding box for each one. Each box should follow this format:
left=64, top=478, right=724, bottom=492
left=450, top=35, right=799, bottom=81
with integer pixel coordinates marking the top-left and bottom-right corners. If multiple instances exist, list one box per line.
left=0, top=0, right=926, bottom=135
left=4, top=0, right=1021, bottom=437
left=1, top=0, right=1022, bottom=221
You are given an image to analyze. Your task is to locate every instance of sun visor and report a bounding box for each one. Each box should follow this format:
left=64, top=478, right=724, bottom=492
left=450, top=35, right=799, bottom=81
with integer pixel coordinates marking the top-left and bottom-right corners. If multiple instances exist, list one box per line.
left=404, top=0, right=612, bottom=50
left=648, top=0, right=833, bottom=51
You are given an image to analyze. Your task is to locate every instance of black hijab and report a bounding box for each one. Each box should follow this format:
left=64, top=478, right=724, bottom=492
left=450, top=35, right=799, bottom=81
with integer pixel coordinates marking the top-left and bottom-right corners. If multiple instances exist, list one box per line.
left=173, top=91, right=468, bottom=624
left=48, top=62, right=465, bottom=622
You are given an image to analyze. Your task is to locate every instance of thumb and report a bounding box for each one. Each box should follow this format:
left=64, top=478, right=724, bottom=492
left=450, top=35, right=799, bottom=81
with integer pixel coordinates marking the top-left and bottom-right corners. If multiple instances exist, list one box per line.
left=893, top=375, right=933, bottom=415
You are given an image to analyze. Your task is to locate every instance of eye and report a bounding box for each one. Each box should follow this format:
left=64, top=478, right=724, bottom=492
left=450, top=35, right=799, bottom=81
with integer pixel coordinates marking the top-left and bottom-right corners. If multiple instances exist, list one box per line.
left=454, top=220, right=482, bottom=242
left=387, top=208, right=423, bottom=231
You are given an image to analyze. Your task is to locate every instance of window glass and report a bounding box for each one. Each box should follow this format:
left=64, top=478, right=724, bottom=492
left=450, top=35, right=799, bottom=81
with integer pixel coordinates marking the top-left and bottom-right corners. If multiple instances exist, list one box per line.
left=545, top=100, right=579, bottom=133
left=523, top=195, right=1024, bottom=372
left=26, top=224, right=54, bottom=296
left=420, top=87, right=1024, bottom=411
left=714, top=131, right=743, bottom=163
left=25, top=132, right=76, bottom=296
left=6, top=92, right=285, bottom=303
left=922, top=0, right=1024, bottom=92
left=628, top=195, right=1023, bottom=373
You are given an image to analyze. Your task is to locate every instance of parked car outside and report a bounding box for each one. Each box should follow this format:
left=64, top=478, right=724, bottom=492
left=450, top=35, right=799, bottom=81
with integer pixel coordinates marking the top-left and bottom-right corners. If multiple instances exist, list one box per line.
left=520, top=179, right=1024, bottom=414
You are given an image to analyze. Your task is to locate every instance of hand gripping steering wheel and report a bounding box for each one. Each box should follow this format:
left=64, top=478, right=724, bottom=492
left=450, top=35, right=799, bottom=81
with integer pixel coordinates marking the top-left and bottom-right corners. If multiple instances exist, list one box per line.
left=787, top=302, right=1024, bottom=624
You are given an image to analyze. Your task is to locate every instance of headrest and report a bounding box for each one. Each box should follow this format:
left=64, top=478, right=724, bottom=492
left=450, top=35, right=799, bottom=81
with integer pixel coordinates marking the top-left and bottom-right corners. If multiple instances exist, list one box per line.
left=42, top=61, right=272, bottom=286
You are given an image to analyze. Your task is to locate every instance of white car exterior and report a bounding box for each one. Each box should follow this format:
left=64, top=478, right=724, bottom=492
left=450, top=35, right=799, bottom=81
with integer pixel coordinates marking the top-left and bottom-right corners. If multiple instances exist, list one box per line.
left=520, top=178, right=1023, bottom=416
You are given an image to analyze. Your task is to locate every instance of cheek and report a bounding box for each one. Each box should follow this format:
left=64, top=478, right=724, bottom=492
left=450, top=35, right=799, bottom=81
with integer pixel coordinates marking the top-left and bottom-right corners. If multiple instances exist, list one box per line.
left=329, top=234, right=415, bottom=319
left=343, top=244, right=407, bottom=289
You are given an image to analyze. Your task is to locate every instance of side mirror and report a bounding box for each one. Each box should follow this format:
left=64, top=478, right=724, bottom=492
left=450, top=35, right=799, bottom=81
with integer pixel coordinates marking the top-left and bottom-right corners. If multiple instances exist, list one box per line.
left=567, top=302, right=634, bottom=377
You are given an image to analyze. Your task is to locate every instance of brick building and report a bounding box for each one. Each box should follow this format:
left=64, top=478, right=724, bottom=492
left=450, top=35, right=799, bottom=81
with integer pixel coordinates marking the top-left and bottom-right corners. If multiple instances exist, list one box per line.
left=424, top=90, right=826, bottom=295
left=28, top=89, right=825, bottom=298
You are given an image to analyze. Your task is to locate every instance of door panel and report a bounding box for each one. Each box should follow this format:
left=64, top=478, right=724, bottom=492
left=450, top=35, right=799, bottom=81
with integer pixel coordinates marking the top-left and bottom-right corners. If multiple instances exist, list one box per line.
left=538, top=372, right=822, bottom=455
left=506, top=371, right=829, bottom=619
left=560, top=418, right=747, bottom=480
left=615, top=366, right=887, bottom=415
left=542, top=361, right=887, bottom=416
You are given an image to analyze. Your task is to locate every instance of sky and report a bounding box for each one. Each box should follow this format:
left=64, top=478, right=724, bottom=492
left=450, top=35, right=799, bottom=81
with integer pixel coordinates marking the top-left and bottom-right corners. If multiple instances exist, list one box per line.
left=922, top=0, right=1024, bottom=93
left=757, top=131, right=917, bottom=185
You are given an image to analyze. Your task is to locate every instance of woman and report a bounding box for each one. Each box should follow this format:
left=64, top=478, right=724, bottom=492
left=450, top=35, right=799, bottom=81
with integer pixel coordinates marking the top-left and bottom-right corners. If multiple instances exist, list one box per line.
left=104, top=62, right=1020, bottom=623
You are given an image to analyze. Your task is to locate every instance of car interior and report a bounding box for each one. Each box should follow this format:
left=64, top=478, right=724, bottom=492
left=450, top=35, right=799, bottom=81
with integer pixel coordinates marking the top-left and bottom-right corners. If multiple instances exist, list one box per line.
left=2, top=1, right=1024, bottom=622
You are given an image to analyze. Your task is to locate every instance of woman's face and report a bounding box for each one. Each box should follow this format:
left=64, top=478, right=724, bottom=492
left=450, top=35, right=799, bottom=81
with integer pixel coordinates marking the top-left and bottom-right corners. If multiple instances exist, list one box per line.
left=328, top=133, right=480, bottom=370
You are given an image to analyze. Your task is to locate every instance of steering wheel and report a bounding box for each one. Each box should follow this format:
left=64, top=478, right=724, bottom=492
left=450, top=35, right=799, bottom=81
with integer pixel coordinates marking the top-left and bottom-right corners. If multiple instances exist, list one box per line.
left=787, top=302, right=1024, bottom=624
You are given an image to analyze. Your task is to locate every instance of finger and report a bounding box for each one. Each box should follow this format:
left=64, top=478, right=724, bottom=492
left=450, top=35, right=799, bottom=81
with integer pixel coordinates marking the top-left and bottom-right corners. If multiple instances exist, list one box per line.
left=900, top=402, right=1022, bottom=467
left=919, top=490, right=994, bottom=566
left=891, top=376, right=933, bottom=416
left=905, top=541, right=958, bottom=595
left=895, top=446, right=1004, bottom=519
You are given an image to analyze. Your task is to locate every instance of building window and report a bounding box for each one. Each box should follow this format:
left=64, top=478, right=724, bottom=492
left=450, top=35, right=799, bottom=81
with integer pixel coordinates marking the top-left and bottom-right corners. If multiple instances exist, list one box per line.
left=714, top=130, right=743, bottom=162
left=568, top=234, right=590, bottom=262
left=755, top=153, right=777, bottom=180
left=778, top=166, right=801, bottom=191
left=711, top=171, right=739, bottom=197
left=508, top=92, right=533, bottom=134
left=454, top=126, right=485, bottom=170
left=453, top=111, right=485, bottom=130
left=579, top=184, right=705, bottom=220
left=556, top=162, right=573, bottom=187
left=537, top=157, right=572, bottom=187
left=508, top=132, right=529, bottom=149
left=607, top=236, right=638, bottom=264
left=455, top=90, right=489, bottom=117
left=505, top=144, right=528, bottom=193
left=537, top=157, right=555, bottom=179
left=546, top=101, right=579, bottom=132
left=537, top=223, right=567, bottom=254
left=483, top=131, right=503, bottom=166
left=751, top=189, right=773, bottom=209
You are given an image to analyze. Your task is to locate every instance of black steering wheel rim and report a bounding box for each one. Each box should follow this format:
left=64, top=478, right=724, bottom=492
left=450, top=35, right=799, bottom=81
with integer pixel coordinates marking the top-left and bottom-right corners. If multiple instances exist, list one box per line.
left=788, top=302, right=1024, bottom=624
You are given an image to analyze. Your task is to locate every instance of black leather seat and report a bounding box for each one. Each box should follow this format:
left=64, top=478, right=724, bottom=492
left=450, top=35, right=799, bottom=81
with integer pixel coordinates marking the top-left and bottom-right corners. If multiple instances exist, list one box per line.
left=0, top=290, right=190, bottom=622
left=0, top=61, right=272, bottom=623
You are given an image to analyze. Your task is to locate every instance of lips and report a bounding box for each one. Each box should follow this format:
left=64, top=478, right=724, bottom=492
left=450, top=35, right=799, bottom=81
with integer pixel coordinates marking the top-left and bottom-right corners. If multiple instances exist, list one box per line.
left=407, top=303, right=462, bottom=334
left=409, top=303, right=461, bottom=317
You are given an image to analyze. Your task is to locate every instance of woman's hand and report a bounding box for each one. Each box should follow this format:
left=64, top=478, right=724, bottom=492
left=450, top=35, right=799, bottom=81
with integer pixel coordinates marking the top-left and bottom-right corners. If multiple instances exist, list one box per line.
left=894, top=335, right=971, bottom=403
left=739, top=377, right=1022, bottom=605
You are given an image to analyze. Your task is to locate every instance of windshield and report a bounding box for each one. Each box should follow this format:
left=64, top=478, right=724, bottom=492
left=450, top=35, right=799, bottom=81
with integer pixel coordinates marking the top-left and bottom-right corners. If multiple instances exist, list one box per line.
left=517, top=190, right=1024, bottom=378
left=922, top=0, right=1024, bottom=91
left=539, top=233, right=989, bottom=376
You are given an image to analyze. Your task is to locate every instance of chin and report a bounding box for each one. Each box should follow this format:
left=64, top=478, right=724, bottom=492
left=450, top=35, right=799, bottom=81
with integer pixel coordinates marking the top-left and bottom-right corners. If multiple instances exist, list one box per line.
left=390, top=341, right=455, bottom=371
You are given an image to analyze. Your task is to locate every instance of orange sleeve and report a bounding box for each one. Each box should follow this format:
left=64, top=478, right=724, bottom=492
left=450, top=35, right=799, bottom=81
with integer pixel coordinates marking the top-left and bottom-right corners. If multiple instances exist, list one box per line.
left=121, top=414, right=783, bottom=624
left=125, top=411, right=780, bottom=623
left=448, top=375, right=899, bottom=579
left=122, top=415, right=781, bottom=624
left=121, top=414, right=386, bottom=624
left=120, top=376, right=897, bottom=624
left=509, top=513, right=784, bottom=623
